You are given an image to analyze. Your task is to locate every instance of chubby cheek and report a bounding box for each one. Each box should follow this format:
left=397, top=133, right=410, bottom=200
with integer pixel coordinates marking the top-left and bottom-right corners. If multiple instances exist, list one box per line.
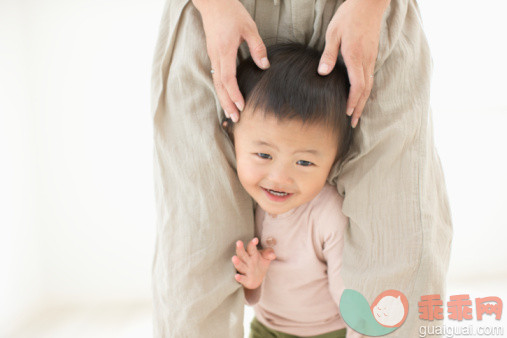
left=298, top=169, right=329, bottom=200
left=236, top=157, right=264, bottom=195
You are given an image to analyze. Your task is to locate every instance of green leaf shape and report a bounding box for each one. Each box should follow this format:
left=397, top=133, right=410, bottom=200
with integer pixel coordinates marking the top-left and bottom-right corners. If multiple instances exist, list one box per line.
left=339, top=289, right=399, bottom=336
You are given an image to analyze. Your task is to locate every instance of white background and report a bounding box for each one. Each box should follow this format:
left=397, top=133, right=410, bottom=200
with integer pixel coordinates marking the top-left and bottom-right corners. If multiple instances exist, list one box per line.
left=1, top=0, right=506, bottom=337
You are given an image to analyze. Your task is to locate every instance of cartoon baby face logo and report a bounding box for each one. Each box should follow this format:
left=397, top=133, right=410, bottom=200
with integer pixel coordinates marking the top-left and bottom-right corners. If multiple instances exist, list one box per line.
left=371, top=290, right=409, bottom=327
left=340, top=289, right=409, bottom=336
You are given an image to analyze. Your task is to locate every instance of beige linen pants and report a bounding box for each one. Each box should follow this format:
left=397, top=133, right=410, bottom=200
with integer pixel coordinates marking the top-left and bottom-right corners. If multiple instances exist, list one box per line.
left=150, top=0, right=453, bottom=337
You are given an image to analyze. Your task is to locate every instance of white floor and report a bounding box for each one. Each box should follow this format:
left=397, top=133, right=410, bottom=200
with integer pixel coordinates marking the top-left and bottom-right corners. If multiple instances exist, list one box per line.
left=6, top=301, right=153, bottom=338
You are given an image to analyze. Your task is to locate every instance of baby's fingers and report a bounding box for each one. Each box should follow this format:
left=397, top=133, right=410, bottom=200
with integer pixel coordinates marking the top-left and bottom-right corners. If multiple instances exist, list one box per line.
left=259, top=247, right=276, bottom=261
left=234, top=273, right=257, bottom=290
left=234, top=273, right=247, bottom=285
left=235, top=240, right=250, bottom=262
left=246, top=237, right=259, bottom=256
left=232, top=255, right=248, bottom=274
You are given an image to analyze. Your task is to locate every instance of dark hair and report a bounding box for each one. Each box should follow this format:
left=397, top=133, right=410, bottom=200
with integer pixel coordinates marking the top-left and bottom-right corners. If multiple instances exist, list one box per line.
left=222, top=42, right=353, bottom=163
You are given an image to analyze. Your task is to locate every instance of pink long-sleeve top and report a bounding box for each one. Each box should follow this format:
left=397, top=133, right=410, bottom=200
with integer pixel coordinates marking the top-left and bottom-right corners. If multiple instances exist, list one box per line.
left=244, top=183, right=363, bottom=337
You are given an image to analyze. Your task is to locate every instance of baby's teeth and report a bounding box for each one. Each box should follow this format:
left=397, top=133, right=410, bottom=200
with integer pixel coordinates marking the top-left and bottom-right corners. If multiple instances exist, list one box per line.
left=269, top=189, right=288, bottom=196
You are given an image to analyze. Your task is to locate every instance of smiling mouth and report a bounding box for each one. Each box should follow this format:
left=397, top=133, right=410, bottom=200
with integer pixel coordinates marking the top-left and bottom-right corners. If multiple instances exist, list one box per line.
left=262, top=187, right=293, bottom=197
left=268, top=189, right=288, bottom=196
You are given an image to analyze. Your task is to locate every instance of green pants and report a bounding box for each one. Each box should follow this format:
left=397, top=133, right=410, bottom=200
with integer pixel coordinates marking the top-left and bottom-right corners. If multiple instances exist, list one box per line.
left=249, top=317, right=347, bottom=338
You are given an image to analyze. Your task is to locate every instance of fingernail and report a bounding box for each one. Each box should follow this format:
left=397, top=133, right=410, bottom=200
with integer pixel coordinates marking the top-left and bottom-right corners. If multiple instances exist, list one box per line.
left=347, top=108, right=354, bottom=116
left=261, top=57, right=270, bottom=69
left=236, top=241, right=241, bottom=247
left=224, top=109, right=229, bottom=118
left=352, top=117, right=358, bottom=128
left=318, top=63, right=328, bottom=74
left=234, top=101, right=244, bottom=112
left=231, top=112, right=239, bottom=123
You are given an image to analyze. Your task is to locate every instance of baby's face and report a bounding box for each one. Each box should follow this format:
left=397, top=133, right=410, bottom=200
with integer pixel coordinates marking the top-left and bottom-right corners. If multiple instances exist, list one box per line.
left=233, top=109, right=339, bottom=216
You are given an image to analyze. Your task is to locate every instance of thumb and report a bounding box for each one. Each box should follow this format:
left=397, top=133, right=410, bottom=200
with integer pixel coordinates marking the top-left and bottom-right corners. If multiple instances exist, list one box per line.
left=243, top=26, right=270, bottom=70
left=318, top=34, right=341, bottom=76
left=260, top=248, right=276, bottom=261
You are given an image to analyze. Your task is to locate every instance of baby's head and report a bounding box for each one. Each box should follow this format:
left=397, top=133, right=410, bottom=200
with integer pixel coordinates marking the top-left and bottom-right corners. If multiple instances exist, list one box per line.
left=222, top=43, right=353, bottom=216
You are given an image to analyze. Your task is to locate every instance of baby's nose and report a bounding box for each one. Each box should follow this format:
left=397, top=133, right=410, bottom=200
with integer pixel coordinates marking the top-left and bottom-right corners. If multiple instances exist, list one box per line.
left=268, top=163, right=293, bottom=185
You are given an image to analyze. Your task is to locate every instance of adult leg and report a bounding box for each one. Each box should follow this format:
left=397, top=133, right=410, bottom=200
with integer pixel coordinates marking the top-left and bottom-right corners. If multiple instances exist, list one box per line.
left=329, top=0, right=453, bottom=336
left=150, top=1, right=256, bottom=336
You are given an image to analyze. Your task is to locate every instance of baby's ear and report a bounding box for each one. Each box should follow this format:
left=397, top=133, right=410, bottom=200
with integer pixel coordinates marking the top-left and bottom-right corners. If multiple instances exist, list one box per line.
left=221, top=117, right=234, bottom=143
left=221, top=116, right=231, bottom=129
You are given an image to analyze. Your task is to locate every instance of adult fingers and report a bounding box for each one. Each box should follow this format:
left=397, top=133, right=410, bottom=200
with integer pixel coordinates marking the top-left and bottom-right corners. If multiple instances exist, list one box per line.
left=244, top=24, right=270, bottom=70
left=219, top=48, right=244, bottom=122
left=318, top=24, right=341, bottom=76
left=351, top=61, right=375, bottom=128
left=343, top=54, right=365, bottom=127
left=210, top=51, right=240, bottom=122
left=226, top=23, right=269, bottom=124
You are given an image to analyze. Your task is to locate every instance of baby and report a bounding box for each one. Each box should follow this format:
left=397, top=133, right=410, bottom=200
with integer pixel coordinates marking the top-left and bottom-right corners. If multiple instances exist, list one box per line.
left=222, top=43, right=356, bottom=338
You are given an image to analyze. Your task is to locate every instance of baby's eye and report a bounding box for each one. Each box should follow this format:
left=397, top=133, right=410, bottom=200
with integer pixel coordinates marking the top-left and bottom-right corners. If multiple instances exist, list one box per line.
left=296, top=160, right=314, bottom=167
left=256, top=153, right=272, bottom=160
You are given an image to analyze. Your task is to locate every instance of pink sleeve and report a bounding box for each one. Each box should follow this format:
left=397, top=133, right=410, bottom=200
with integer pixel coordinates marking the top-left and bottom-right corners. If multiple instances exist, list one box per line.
left=322, top=220, right=365, bottom=338
left=318, top=197, right=347, bottom=308
left=317, top=193, right=365, bottom=338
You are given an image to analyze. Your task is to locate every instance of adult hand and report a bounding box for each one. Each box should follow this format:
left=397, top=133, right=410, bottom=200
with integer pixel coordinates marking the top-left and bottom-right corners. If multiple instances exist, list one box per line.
left=318, top=0, right=391, bottom=128
left=193, top=0, right=270, bottom=123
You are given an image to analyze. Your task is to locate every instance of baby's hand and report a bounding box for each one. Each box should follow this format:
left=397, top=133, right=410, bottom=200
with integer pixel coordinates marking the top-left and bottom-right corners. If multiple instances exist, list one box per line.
left=232, top=238, right=276, bottom=290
